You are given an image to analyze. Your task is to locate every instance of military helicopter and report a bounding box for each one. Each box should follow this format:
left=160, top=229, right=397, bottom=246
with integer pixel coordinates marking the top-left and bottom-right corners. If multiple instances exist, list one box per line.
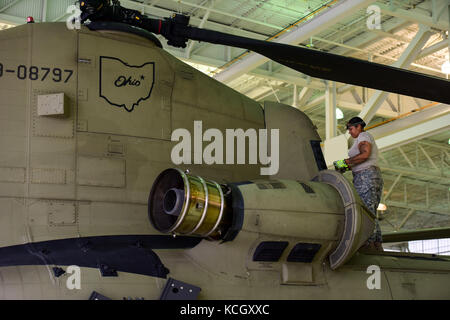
left=0, top=0, right=449, bottom=300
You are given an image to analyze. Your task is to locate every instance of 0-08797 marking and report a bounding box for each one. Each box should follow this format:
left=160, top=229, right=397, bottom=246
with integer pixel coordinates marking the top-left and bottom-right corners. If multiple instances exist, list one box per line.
left=0, top=63, right=74, bottom=83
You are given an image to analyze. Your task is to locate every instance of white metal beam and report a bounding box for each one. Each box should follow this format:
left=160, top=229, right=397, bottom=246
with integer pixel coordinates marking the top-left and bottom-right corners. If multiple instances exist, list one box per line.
left=398, top=147, right=415, bottom=168
left=386, top=97, right=398, bottom=112
left=386, top=201, right=449, bottom=216
left=350, top=88, right=363, bottom=105
left=214, top=0, right=376, bottom=84
left=377, top=2, right=449, bottom=31
left=41, top=0, right=47, bottom=22
left=292, top=85, right=299, bottom=108
left=418, top=140, right=450, bottom=151
left=0, top=0, right=22, bottom=13
left=369, top=29, right=411, bottom=44
left=383, top=172, right=448, bottom=191
left=384, top=173, right=403, bottom=200
left=369, top=104, right=450, bottom=152
left=379, top=165, right=448, bottom=183
left=358, top=25, right=433, bottom=123
left=418, top=39, right=449, bottom=60
left=0, top=13, right=23, bottom=25
left=332, top=18, right=411, bottom=56
left=249, top=69, right=326, bottom=90
left=267, top=81, right=281, bottom=103
left=325, top=81, right=337, bottom=140
left=432, top=0, right=449, bottom=24
left=162, top=0, right=284, bottom=30
left=418, top=144, right=440, bottom=170
left=296, top=86, right=315, bottom=108
left=397, top=209, right=416, bottom=230
left=301, top=95, right=398, bottom=118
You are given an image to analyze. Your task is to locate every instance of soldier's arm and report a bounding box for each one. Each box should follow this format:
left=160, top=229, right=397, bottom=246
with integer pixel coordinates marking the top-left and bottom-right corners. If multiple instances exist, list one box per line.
left=345, top=141, right=372, bottom=166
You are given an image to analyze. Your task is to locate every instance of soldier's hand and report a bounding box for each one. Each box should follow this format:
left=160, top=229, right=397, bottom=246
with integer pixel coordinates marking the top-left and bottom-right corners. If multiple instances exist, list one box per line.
left=333, top=159, right=350, bottom=173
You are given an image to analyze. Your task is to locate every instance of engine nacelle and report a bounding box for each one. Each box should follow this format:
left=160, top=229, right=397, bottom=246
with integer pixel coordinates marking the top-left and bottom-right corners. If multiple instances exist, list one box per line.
left=148, top=168, right=375, bottom=269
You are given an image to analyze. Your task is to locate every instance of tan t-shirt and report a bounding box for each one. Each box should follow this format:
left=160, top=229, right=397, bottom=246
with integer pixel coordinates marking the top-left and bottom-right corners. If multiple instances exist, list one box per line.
left=348, top=131, right=378, bottom=172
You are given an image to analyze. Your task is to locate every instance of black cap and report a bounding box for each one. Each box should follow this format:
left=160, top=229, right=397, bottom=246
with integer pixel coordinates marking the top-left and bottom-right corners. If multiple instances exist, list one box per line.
left=346, top=116, right=366, bottom=129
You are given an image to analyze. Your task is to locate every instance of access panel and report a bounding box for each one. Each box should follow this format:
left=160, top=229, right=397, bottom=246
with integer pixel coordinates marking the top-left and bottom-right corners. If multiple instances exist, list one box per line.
left=77, top=30, right=174, bottom=139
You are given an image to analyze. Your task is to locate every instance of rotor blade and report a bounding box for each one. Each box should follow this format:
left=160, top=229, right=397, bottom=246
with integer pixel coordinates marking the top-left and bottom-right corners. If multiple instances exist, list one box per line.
left=176, top=26, right=450, bottom=104
left=383, top=227, right=450, bottom=243
left=82, top=5, right=450, bottom=104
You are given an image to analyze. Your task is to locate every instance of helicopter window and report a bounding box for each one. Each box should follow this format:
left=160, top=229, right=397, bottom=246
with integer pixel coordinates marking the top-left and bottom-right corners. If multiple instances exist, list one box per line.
left=253, top=241, right=289, bottom=262
left=287, top=243, right=322, bottom=263
left=310, top=141, right=327, bottom=171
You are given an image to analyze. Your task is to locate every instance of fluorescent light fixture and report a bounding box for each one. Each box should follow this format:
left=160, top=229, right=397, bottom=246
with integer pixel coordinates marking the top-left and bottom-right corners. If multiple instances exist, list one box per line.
left=336, top=108, right=344, bottom=120
left=441, top=60, right=450, bottom=74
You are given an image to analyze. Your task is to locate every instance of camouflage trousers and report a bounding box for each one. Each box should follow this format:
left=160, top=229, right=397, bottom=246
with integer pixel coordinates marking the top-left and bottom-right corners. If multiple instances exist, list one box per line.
left=353, top=166, right=384, bottom=243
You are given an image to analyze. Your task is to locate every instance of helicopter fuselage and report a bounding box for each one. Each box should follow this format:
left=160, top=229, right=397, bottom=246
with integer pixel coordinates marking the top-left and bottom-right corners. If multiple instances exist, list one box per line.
left=0, top=23, right=448, bottom=300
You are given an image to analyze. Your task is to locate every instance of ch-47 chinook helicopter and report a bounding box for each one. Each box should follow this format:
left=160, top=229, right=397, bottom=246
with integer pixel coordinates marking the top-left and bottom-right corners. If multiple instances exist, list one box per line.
left=0, top=0, right=449, bottom=300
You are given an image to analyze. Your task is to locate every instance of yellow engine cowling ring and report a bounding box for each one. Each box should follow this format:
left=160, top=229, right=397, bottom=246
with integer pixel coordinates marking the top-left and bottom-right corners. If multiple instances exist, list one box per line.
left=148, top=168, right=227, bottom=239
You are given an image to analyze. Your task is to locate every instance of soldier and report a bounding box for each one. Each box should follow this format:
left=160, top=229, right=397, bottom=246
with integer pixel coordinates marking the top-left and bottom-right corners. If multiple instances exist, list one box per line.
left=334, top=117, right=384, bottom=251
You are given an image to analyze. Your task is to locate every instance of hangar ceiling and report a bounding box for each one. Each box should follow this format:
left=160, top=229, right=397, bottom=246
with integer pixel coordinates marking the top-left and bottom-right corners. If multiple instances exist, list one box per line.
left=0, top=0, right=448, bottom=233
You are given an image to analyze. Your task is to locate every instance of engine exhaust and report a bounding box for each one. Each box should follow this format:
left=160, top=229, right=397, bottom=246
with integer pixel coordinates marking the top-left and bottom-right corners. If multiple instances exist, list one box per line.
left=148, top=168, right=230, bottom=239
